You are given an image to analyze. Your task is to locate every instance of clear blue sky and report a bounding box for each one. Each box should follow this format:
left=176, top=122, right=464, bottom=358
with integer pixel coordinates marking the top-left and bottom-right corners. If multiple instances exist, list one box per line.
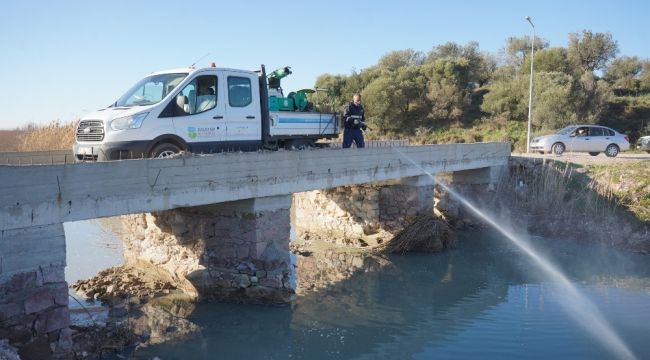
left=1, top=0, right=648, bottom=129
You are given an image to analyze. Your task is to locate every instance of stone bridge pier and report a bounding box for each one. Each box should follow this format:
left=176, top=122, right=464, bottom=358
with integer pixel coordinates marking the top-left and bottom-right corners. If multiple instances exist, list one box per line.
left=122, top=195, right=294, bottom=305
left=293, top=175, right=435, bottom=247
left=0, top=224, right=71, bottom=359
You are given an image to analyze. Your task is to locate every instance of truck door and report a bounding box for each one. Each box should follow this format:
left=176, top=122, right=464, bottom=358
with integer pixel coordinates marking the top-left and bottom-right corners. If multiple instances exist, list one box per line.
left=224, top=71, right=261, bottom=144
left=171, top=73, right=226, bottom=153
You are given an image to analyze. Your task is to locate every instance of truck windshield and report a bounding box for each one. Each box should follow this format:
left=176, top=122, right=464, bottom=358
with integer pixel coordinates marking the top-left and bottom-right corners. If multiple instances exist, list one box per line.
left=114, top=73, right=187, bottom=107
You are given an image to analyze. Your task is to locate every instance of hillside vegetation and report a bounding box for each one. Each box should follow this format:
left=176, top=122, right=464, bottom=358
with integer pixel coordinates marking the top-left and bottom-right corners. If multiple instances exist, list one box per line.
left=312, top=30, right=650, bottom=151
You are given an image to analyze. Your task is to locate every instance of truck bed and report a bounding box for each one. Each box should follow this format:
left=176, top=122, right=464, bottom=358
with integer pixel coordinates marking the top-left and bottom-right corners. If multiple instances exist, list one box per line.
left=268, top=111, right=339, bottom=138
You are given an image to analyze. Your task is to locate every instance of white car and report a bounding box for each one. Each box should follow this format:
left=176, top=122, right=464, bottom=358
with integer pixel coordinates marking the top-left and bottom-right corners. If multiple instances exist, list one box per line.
left=637, top=136, right=650, bottom=153
left=530, top=125, right=630, bottom=157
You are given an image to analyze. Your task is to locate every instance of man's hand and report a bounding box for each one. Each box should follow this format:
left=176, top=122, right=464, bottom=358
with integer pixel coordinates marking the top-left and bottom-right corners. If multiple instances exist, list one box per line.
left=353, top=119, right=359, bottom=125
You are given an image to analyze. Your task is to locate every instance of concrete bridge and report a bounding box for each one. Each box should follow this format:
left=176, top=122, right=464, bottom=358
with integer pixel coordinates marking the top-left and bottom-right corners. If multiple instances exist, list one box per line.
left=0, top=142, right=509, bottom=358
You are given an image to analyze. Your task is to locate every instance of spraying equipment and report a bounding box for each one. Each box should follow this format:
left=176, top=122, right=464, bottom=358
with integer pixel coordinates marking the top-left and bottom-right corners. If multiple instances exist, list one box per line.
left=267, top=66, right=314, bottom=112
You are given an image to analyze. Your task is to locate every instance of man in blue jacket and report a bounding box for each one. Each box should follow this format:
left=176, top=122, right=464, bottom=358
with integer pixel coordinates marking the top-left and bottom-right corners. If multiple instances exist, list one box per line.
left=343, top=94, right=366, bottom=148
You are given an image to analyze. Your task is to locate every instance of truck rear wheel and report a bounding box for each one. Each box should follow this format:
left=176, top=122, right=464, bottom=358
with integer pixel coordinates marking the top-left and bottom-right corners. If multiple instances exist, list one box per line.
left=150, top=143, right=181, bottom=158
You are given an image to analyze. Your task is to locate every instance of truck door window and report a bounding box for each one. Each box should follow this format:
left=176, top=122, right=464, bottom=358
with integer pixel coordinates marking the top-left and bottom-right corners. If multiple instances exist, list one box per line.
left=228, top=76, right=252, bottom=107
left=177, top=75, right=218, bottom=115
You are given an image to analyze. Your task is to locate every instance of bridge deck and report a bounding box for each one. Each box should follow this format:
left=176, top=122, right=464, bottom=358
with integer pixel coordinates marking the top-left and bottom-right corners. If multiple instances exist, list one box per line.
left=0, top=143, right=510, bottom=230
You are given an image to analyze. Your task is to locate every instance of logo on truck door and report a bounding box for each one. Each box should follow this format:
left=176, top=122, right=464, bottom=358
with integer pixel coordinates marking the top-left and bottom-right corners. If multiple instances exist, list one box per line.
left=187, top=127, right=198, bottom=139
left=187, top=126, right=217, bottom=139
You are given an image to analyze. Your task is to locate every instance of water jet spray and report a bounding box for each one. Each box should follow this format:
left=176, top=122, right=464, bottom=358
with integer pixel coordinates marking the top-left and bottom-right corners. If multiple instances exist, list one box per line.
left=392, top=147, right=636, bottom=360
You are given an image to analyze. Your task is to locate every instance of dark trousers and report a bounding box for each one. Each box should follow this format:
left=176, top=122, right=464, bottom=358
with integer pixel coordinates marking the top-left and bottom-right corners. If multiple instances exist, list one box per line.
left=343, top=128, right=365, bottom=148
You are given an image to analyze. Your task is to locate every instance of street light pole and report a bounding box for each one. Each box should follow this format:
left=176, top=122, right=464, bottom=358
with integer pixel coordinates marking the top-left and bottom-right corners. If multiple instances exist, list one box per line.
left=525, top=16, right=535, bottom=154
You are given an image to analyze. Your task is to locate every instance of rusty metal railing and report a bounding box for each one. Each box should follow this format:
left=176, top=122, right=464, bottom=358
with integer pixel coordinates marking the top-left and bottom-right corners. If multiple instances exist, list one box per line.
left=0, top=150, right=74, bottom=165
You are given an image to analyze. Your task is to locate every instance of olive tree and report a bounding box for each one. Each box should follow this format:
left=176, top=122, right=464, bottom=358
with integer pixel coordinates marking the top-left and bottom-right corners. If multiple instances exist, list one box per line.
left=605, top=56, right=642, bottom=93
left=638, top=60, right=650, bottom=92
left=504, top=36, right=549, bottom=66
left=568, top=30, right=618, bottom=73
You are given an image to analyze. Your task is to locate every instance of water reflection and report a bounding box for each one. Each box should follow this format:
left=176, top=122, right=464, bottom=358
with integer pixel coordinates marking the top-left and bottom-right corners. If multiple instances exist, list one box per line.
left=116, top=231, right=650, bottom=359
left=64, top=217, right=124, bottom=284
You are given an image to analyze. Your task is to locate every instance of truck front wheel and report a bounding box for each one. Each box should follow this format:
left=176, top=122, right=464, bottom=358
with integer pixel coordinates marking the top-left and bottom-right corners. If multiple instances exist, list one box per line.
left=150, top=142, right=181, bottom=158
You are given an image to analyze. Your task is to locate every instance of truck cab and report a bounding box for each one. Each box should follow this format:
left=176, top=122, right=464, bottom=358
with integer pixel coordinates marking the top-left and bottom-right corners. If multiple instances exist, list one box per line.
left=74, top=65, right=339, bottom=161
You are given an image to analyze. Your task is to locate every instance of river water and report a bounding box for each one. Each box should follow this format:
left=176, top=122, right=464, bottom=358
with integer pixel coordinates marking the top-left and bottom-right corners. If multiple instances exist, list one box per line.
left=64, top=219, right=650, bottom=359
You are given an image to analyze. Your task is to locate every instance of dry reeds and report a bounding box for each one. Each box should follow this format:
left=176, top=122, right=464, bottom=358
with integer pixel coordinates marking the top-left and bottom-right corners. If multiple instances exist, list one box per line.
left=0, top=129, right=24, bottom=151
left=495, top=159, right=619, bottom=220
left=15, top=120, right=77, bottom=151
left=377, top=215, right=454, bottom=254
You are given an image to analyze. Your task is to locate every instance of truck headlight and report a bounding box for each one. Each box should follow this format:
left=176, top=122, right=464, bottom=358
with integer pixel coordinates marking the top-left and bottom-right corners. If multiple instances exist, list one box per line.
left=110, top=112, right=148, bottom=130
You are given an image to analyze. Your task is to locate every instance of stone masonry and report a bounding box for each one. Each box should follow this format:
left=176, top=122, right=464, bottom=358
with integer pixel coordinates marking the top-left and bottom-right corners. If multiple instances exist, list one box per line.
left=121, top=195, right=294, bottom=304
left=293, top=176, right=434, bottom=247
left=434, top=167, right=503, bottom=228
left=0, top=223, right=71, bottom=360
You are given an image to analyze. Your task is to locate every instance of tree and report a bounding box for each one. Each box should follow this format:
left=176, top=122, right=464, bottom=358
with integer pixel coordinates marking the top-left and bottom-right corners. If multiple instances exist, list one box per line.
left=521, top=47, right=571, bottom=75
left=362, top=76, right=409, bottom=135
left=604, top=56, right=642, bottom=93
left=481, top=76, right=528, bottom=120
left=313, top=74, right=348, bottom=111
left=639, top=60, right=650, bottom=92
left=377, top=49, right=424, bottom=72
left=568, top=30, right=618, bottom=73
left=427, top=41, right=495, bottom=86
left=530, top=72, right=577, bottom=130
left=573, top=71, right=612, bottom=123
left=422, top=58, right=472, bottom=124
left=482, top=70, right=611, bottom=129
left=504, top=36, right=549, bottom=66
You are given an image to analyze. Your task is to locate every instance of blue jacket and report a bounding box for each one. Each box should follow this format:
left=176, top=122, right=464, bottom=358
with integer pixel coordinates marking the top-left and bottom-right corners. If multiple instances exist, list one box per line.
left=344, top=102, right=365, bottom=129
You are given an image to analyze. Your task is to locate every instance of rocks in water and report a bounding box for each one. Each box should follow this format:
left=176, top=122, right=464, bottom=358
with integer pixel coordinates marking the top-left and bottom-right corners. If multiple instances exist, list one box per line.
left=0, top=339, right=20, bottom=360
left=71, top=265, right=177, bottom=301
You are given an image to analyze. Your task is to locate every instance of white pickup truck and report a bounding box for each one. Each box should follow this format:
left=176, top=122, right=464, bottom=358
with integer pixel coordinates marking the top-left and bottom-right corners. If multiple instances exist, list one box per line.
left=73, top=65, right=340, bottom=161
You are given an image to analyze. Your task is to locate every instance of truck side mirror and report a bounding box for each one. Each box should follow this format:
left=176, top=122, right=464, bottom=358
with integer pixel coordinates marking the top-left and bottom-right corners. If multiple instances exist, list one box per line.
left=176, top=95, right=189, bottom=114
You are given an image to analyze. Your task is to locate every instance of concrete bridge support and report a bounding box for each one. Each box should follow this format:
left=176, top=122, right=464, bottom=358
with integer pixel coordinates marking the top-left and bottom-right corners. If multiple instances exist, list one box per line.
left=0, top=224, right=71, bottom=359
left=293, top=175, right=434, bottom=247
left=122, top=195, right=294, bottom=304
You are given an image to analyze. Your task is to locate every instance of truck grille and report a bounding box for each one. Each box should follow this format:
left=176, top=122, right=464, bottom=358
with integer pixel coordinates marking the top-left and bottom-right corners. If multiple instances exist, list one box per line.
left=76, top=120, right=104, bottom=142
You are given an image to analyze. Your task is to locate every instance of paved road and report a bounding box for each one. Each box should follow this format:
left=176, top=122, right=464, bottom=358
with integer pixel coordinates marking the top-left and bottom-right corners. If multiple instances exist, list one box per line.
left=514, top=152, right=650, bottom=165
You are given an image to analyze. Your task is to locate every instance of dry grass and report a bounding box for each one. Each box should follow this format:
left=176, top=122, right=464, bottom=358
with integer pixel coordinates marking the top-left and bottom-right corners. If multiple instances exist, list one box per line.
left=15, top=121, right=77, bottom=151
left=0, top=129, right=25, bottom=152
left=376, top=215, right=454, bottom=254
left=496, top=160, right=620, bottom=220
left=0, top=121, right=77, bottom=152
left=587, top=162, right=650, bottom=223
